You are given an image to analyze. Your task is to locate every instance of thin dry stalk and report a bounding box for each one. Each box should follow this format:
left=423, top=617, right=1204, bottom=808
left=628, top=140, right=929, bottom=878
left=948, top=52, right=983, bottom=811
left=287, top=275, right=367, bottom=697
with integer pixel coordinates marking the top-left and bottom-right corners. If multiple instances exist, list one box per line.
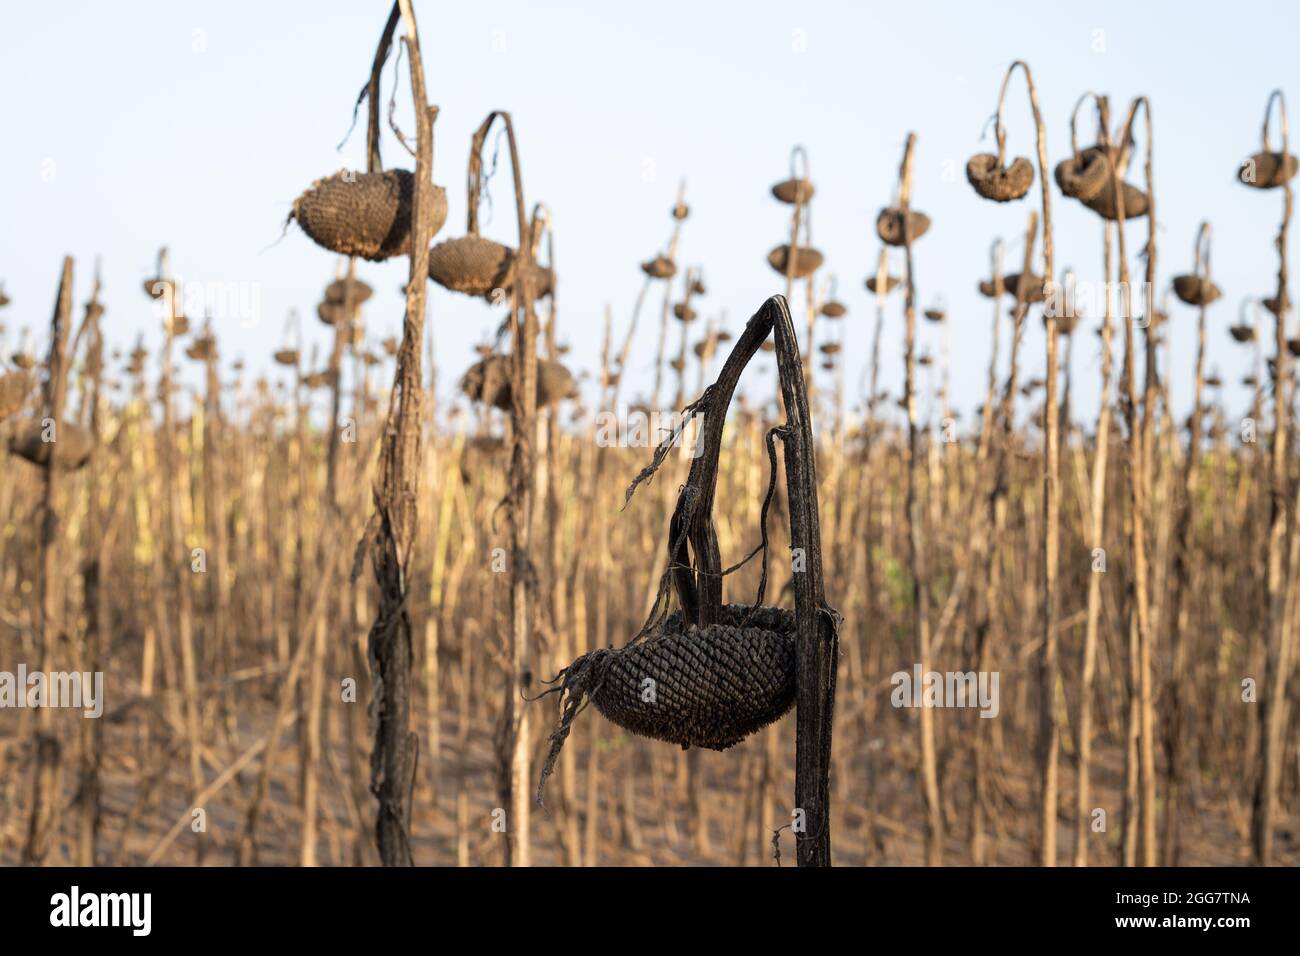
left=1252, top=89, right=1295, bottom=866
left=359, top=0, right=437, bottom=866
left=1104, top=95, right=1157, bottom=867
left=1074, top=220, right=1116, bottom=867
left=76, top=269, right=109, bottom=867
left=894, top=132, right=942, bottom=866
left=994, top=59, right=1061, bottom=865
left=22, top=256, right=74, bottom=865
left=1163, top=222, right=1212, bottom=865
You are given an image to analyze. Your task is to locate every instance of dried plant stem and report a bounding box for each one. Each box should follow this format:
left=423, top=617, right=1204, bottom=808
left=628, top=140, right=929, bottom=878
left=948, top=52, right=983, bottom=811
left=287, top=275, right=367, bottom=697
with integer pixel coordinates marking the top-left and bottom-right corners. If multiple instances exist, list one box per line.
left=1074, top=222, right=1115, bottom=867
left=1163, top=222, right=1210, bottom=865
left=201, top=329, right=233, bottom=745
left=362, top=0, right=436, bottom=866
left=458, top=108, right=542, bottom=868
left=967, top=239, right=1006, bottom=865
left=76, top=271, right=108, bottom=866
left=423, top=432, right=462, bottom=808
left=1112, top=96, right=1160, bottom=868
left=1252, top=89, right=1294, bottom=867
left=770, top=298, right=839, bottom=868
left=297, top=357, right=322, bottom=866
left=1128, top=97, right=1159, bottom=870
left=858, top=250, right=889, bottom=707
left=650, top=181, right=686, bottom=410
left=158, top=260, right=205, bottom=866
left=974, top=213, right=1036, bottom=865
left=895, top=132, right=941, bottom=866
left=976, top=241, right=1005, bottom=464
left=22, top=256, right=73, bottom=865
left=301, top=262, right=354, bottom=865
left=1104, top=97, right=1156, bottom=867
left=998, top=58, right=1062, bottom=865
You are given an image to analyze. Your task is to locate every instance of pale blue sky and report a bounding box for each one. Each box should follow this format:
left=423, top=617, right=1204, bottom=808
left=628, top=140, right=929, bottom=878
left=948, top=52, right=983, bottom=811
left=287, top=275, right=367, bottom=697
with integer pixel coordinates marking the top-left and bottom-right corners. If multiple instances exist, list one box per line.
left=1, top=0, right=1295, bottom=425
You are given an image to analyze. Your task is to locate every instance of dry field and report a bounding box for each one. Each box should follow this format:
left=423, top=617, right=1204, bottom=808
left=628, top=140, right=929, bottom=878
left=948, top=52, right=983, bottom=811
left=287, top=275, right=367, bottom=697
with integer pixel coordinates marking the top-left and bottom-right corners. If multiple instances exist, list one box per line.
left=0, top=4, right=1297, bottom=869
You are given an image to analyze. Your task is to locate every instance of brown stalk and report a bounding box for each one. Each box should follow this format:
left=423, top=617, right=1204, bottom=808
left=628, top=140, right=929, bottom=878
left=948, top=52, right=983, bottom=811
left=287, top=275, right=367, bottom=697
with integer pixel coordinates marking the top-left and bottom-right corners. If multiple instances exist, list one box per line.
left=1163, top=221, right=1212, bottom=864
left=359, top=0, right=437, bottom=866
left=200, top=323, right=233, bottom=746
left=1103, top=95, right=1158, bottom=867
left=966, top=236, right=1006, bottom=865
left=155, top=251, right=205, bottom=865
left=1121, top=97, right=1161, bottom=869
left=994, top=59, right=1062, bottom=864
left=894, top=131, right=942, bottom=866
left=1074, top=216, right=1116, bottom=867
left=856, top=248, right=890, bottom=708
left=782, top=146, right=811, bottom=411
left=453, top=108, right=541, bottom=867
left=973, top=212, right=1036, bottom=865
left=650, top=181, right=687, bottom=410
left=646, top=293, right=837, bottom=864
left=22, top=256, right=74, bottom=865
left=1252, top=88, right=1295, bottom=866
left=75, top=267, right=108, bottom=866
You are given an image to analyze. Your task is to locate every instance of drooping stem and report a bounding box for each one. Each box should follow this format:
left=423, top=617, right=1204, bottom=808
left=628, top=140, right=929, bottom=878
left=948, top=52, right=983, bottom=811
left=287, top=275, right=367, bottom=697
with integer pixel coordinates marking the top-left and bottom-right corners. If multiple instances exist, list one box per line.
left=999, top=58, right=1062, bottom=865
left=363, top=0, right=437, bottom=866
left=1252, top=88, right=1294, bottom=866
left=462, top=108, right=539, bottom=868
left=1103, top=94, right=1157, bottom=868
left=1120, top=95, right=1160, bottom=868
left=650, top=293, right=837, bottom=865
left=993, top=59, right=1062, bottom=863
